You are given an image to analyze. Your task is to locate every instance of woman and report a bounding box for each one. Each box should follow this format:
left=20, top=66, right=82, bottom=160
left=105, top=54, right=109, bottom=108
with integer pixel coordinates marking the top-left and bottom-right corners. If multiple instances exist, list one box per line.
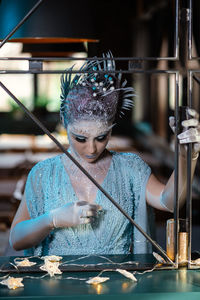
left=9, top=54, right=200, bottom=256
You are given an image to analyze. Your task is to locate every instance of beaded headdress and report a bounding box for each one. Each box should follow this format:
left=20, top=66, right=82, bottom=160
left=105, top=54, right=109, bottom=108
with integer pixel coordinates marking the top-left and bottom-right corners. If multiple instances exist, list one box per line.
left=60, top=52, right=134, bottom=127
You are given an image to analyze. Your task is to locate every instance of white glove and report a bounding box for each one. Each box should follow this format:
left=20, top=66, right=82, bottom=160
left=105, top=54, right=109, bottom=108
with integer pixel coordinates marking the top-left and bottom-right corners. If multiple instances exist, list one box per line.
left=169, top=107, right=200, bottom=158
left=50, top=201, right=102, bottom=228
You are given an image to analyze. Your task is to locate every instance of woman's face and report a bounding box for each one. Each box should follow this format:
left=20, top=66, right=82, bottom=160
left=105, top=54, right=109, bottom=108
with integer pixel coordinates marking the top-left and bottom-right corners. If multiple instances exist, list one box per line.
left=67, top=120, right=112, bottom=163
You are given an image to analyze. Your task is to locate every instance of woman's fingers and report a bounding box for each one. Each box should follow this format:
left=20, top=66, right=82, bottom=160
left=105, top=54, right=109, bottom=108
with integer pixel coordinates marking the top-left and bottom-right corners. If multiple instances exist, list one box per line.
left=194, top=143, right=200, bottom=153
left=182, top=118, right=199, bottom=128
left=178, top=128, right=200, bottom=144
left=79, top=217, right=91, bottom=224
left=169, top=116, right=176, bottom=133
left=77, top=202, right=102, bottom=219
left=169, top=108, right=200, bottom=156
left=186, top=107, right=199, bottom=119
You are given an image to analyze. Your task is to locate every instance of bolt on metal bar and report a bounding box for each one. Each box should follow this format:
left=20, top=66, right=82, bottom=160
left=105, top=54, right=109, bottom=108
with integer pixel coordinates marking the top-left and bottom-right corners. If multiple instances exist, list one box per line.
left=0, top=0, right=43, bottom=49
left=0, top=80, right=175, bottom=266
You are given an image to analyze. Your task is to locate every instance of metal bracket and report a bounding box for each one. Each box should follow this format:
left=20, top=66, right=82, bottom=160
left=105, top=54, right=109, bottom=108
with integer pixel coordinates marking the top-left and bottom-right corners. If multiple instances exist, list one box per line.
left=29, top=60, right=43, bottom=72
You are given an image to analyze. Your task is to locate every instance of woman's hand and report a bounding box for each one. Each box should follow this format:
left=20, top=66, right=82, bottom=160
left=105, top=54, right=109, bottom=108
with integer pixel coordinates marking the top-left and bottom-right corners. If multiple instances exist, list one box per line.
left=50, top=201, right=102, bottom=228
left=169, top=107, right=200, bottom=158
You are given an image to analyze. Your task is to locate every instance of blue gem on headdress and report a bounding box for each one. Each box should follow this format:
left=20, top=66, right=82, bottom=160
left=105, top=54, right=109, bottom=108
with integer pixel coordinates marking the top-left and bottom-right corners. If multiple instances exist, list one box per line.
left=104, top=74, right=108, bottom=78
left=93, top=67, right=97, bottom=71
left=108, top=77, right=112, bottom=81
left=92, top=86, right=96, bottom=90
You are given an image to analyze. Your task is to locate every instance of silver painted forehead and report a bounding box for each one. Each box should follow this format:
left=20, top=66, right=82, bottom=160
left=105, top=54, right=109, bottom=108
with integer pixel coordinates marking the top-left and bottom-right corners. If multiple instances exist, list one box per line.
left=68, top=120, right=114, bottom=137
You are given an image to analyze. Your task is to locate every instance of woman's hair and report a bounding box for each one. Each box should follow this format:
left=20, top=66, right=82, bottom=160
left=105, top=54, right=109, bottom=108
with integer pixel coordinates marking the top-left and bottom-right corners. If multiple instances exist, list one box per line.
left=60, top=52, right=134, bottom=128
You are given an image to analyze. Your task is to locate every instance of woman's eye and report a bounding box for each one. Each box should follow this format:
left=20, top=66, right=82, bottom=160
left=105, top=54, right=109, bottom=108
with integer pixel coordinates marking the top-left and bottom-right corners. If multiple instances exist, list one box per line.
left=75, top=137, right=86, bottom=143
left=96, top=135, right=107, bottom=142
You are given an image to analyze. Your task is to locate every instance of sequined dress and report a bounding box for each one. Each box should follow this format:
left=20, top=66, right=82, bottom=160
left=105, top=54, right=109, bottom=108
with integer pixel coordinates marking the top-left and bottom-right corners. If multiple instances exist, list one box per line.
left=24, top=152, right=154, bottom=256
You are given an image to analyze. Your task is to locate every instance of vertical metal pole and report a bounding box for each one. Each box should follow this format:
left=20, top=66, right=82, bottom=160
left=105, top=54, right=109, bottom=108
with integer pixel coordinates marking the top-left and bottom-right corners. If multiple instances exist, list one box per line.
left=175, top=0, right=180, bottom=59
left=188, top=0, right=192, bottom=59
left=187, top=70, right=193, bottom=268
left=33, top=74, right=38, bottom=107
left=174, top=71, right=180, bottom=268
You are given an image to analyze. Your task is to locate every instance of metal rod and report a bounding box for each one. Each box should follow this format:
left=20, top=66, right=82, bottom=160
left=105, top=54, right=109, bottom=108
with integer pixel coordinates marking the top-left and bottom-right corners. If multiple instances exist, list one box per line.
left=186, top=144, right=192, bottom=269
left=0, top=0, right=43, bottom=49
left=0, top=57, right=179, bottom=62
left=187, top=71, right=193, bottom=269
left=193, top=74, right=200, bottom=85
left=0, top=70, right=179, bottom=75
left=188, top=0, right=192, bottom=59
left=0, top=80, right=175, bottom=265
left=174, top=72, right=180, bottom=268
left=175, top=0, right=179, bottom=59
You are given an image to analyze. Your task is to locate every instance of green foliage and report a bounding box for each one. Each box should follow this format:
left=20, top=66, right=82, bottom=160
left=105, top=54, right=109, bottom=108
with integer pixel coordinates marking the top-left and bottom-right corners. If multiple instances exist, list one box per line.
left=35, top=95, right=49, bottom=108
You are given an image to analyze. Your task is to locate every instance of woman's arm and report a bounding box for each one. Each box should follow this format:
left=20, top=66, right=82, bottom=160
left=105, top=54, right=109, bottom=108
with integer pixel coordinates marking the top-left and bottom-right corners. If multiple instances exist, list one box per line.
left=146, top=107, right=200, bottom=212
left=146, top=154, right=198, bottom=212
left=10, top=195, right=53, bottom=250
left=10, top=194, right=101, bottom=251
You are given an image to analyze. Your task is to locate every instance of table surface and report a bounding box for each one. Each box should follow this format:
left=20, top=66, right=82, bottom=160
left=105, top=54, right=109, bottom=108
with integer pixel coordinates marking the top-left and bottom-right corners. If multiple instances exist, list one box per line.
left=0, top=254, right=200, bottom=299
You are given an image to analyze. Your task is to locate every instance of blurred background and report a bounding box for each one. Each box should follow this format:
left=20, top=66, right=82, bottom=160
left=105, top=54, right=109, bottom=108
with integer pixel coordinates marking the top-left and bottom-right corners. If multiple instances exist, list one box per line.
left=0, top=0, right=200, bottom=256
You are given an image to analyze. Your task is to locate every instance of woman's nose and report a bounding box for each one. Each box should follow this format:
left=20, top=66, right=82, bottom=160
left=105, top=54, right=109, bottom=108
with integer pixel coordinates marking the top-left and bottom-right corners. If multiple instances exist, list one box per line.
left=88, top=141, right=97, bottom=154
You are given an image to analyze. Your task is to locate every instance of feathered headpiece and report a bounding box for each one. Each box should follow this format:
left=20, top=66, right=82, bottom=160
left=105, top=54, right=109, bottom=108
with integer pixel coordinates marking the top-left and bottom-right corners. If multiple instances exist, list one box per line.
left=60, top=52, right=134, bottom=127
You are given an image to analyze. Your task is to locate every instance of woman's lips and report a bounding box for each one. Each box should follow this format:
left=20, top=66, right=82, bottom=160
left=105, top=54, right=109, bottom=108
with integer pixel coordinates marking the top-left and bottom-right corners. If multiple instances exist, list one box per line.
left=85, top=155, right=97, bottom=159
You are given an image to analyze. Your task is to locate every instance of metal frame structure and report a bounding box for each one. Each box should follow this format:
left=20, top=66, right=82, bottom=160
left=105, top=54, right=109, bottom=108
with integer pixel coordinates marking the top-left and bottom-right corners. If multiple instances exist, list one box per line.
left=0, top=0, right=198, bottom=269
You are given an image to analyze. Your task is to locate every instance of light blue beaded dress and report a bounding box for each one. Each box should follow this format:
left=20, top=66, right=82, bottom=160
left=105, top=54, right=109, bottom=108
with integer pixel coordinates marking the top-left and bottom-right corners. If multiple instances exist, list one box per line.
left=24, top=151, right=154, bottom=256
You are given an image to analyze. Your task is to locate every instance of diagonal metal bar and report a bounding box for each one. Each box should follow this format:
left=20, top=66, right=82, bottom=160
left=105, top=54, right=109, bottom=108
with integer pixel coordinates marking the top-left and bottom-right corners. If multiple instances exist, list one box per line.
left=0, top=0, right=43, bottom=49
left=0, top=80, right=175, bottom=265
left=193, top=74, right=200, bottom=85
